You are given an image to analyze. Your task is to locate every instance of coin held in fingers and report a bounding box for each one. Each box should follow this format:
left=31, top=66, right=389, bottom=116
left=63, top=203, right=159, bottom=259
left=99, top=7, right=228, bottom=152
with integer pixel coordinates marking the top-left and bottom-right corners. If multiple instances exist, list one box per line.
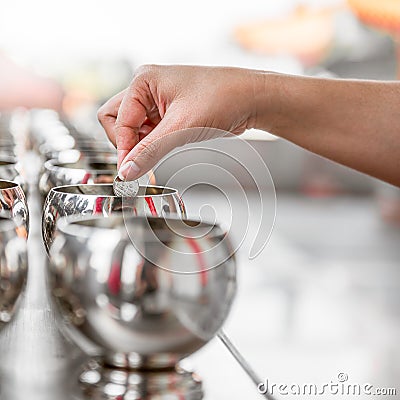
left=113, top=176, right=140, bottom=197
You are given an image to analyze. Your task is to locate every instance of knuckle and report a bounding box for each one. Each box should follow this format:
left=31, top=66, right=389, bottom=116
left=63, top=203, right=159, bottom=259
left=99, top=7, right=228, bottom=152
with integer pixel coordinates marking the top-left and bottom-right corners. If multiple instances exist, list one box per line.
left=135, top=140, right=150, bottom=155
left=136, top=140, right=157, bottom=161
left=139, top=64, right=156, bottom=73
left=97, top=107, right=106, bottom=122
left=133, top=64, right=158, bottom=81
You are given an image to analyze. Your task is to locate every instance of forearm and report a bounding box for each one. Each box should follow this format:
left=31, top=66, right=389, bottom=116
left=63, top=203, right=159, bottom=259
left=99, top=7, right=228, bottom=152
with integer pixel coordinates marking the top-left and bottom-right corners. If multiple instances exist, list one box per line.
left=252, top=73, right=400, bottom=187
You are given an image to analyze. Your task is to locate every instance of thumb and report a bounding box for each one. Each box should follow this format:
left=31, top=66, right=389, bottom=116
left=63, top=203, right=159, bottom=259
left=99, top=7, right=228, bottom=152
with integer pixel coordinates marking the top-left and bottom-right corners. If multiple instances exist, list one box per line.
left=118, top=113, right=188, bottom=181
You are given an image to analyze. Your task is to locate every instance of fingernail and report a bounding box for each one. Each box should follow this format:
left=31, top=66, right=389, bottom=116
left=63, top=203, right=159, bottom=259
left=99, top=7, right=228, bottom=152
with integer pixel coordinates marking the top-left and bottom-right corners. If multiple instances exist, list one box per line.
left=118, top=161, right=141, bottom=180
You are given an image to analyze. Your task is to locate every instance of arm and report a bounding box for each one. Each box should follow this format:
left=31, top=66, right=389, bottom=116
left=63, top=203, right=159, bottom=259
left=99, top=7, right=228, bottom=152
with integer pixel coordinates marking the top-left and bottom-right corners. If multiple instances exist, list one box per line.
left=255, top=73, right=400, bottom=186
left=98, top=65, right=400, bottom=187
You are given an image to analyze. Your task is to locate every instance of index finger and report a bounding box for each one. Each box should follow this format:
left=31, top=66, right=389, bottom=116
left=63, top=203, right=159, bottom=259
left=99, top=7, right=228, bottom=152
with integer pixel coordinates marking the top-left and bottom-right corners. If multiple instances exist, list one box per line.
left=97, top=90, right=126, bottom=147
left=115, top=89, right=147, bottom=168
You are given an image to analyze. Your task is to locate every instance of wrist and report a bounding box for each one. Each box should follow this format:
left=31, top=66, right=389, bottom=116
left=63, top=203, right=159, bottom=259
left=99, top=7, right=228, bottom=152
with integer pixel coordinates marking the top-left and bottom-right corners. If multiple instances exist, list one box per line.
left=247, top=71, right=285, bottom=134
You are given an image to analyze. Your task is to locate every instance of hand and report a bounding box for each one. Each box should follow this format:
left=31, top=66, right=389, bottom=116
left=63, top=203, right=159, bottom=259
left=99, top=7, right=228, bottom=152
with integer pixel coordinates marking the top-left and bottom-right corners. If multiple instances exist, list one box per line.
left=99, top=64, right=400, bottom=187
left=98, top=65, right=260, bottom=179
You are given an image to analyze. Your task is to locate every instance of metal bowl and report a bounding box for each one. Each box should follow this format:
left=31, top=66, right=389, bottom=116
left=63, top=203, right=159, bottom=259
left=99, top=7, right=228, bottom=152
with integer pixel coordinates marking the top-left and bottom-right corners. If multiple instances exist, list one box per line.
left=39, top=141, right=116, bottom=162
left=0, top=217, right=28, bottom=329
left=48, top=214, right=236, bottom=369
left=42, top=184, right=186, bottom=253
left=0, top=180, right=29, bottom=238
left=39, top=157, right=117, bottom=198
left=73, top=138, right=115, bottom=152
left=0, top=156, right=26, bottom=192
left=0, top=139, right=17, bottom=157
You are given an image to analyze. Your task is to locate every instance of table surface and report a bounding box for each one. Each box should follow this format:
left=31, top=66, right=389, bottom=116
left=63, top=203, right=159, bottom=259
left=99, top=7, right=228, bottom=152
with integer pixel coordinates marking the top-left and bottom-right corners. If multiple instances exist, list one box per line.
left=0, top=154, right=399, bottom=399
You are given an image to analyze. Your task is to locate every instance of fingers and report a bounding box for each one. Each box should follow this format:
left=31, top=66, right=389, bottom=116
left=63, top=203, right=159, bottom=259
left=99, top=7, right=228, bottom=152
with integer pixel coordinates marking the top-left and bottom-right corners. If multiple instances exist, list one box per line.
left=97, top=90, right=126, bottom=147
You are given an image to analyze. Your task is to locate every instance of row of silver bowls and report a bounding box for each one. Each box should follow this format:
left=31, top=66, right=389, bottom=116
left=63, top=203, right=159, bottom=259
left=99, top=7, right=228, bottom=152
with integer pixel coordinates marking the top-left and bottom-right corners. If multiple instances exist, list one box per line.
left=0, top=114, right=29, bottom=336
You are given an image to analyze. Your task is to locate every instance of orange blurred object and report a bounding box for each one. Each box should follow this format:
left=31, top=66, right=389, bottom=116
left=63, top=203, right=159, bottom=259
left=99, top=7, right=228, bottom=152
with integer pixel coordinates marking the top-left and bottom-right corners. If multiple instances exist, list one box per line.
left=234, top=6, right=337, bottom=67
left=348, top=0, right=400, bottom=227
left=348, top=0, right=400, bottom=33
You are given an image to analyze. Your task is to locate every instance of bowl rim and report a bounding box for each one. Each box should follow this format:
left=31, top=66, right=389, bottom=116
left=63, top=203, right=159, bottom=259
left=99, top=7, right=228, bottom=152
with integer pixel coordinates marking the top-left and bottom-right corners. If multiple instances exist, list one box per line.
left=50, top=183, right=179, bottom=197
left=0, top=179, right=20, bottom=190
left=0, top=155, right=18, bottom=166
left=56, top=214, right=224, bottom=242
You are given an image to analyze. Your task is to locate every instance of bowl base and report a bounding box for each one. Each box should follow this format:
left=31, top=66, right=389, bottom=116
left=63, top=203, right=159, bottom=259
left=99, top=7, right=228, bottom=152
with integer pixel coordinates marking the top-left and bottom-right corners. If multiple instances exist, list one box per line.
left=79, top=359, right=204, bottom=399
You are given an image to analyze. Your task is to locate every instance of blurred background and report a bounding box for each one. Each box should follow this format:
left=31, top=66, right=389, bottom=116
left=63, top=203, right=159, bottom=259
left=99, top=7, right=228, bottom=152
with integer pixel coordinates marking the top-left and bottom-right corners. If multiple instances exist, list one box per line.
left=0, top=0, right=400, bottom=399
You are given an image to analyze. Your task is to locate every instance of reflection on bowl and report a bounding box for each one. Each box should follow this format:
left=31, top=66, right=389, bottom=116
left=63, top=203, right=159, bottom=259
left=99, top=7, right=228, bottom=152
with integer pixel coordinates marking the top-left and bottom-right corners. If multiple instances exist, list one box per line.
left=0, top=217, right=28, bottom=329
left=0, top=180, right=29, bottom=238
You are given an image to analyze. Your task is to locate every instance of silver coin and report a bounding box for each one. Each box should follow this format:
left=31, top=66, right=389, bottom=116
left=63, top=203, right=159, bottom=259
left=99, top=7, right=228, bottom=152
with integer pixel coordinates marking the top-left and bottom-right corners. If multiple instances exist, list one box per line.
left=113, top=176, right=140, bottom=197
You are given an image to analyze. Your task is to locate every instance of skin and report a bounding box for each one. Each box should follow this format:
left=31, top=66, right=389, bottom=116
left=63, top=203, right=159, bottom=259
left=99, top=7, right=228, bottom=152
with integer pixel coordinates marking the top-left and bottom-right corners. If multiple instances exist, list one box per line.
left=98, top=65, right=400, bottom=187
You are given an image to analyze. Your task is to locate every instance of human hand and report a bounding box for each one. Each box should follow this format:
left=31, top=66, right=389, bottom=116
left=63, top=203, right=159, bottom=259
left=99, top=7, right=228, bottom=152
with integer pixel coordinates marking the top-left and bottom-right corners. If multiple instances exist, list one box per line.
left=99, top=64, right=400, bottom=187
left=98, top=65, right=261, bottom=180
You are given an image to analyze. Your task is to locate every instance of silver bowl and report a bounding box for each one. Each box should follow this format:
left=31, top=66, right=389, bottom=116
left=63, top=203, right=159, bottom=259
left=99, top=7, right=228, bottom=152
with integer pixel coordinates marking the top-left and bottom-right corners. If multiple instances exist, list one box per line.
left=39, top=157, right=117, bottom=198
left=39, top=140, right=116, bottom=162
left=0, top=217, right=28, bottom=329
left=73, top=138, right=115, bottom=152
left=0, top=139, right=17, bottom=157
left=0, top=156, right=26, bottom=192
left=42, top=184, right=185, bottom=253
left=0, top=180, right=29, bottom=238
left=48, top=215, right=236, bottom=370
